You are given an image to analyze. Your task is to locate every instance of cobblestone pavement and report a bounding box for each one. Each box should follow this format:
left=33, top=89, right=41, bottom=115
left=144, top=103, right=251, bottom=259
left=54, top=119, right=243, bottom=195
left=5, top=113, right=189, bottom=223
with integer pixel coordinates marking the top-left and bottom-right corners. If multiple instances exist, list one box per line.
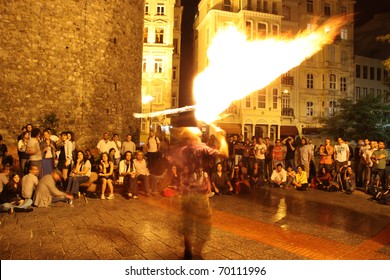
left=1, top=187, right=390, bottom=260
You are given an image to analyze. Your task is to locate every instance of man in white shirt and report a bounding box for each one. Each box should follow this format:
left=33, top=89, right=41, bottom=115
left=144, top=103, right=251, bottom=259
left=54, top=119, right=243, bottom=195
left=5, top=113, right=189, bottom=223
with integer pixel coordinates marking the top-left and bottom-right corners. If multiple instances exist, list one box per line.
left=96, top=132, right=115, bottom=155
left=334, top=137, right=350, bottom=172
left=254, top=137, right=267, bottom=181
left=270, top=163, right=287, bottom=188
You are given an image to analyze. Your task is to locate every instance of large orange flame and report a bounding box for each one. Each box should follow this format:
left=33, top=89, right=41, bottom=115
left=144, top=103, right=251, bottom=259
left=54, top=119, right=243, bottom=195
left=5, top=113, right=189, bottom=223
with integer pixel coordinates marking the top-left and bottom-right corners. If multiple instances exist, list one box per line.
left=193, top=16, right=351, bottom=124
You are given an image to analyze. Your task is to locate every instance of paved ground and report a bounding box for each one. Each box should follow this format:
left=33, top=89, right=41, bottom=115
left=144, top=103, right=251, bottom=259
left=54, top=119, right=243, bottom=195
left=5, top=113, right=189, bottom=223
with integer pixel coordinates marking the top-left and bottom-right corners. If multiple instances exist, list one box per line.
left=0, top=186, right=390, bottom=260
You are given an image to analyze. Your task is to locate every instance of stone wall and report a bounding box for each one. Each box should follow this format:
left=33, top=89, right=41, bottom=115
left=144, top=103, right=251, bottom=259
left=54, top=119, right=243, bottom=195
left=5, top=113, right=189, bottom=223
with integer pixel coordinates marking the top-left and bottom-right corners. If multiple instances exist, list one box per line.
left=0, top=0, right=143, bottom=148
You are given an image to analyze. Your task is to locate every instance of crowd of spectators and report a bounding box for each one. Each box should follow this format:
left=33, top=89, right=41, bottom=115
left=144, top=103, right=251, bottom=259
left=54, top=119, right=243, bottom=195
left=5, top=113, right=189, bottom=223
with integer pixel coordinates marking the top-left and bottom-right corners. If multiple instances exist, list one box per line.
left=1, top=123, right=389, bottom=215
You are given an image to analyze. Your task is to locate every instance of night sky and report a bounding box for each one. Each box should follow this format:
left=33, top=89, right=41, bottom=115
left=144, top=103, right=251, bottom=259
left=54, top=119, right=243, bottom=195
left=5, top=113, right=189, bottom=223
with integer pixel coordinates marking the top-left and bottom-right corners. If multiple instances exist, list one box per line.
left=178, top=0, right=390, bottom=106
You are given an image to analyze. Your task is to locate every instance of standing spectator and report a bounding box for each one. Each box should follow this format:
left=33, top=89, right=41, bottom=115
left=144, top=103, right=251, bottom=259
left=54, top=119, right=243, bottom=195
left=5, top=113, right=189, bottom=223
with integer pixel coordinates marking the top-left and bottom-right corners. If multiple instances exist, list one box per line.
left=308, top=139, right=316, bottom=178
left=319, top=138, right=334, bottom=172
left=33, top=170, right=73, bottom=207
left=146, top=131, right=160, bottom=173
left=98, top=152, right=115, bottom=200
left=40, top=129, right=56, bottom=176
left=17, top=126, right=27, bottom=141
left=17, top=131, right=30, bottom=175
left=264, top=137, right=274, bottom=181
left=67, top=131, right=76, bottom=163
left=121, top=134, right=136, bottom=155
left=0, top=134, right=13, bottom=167
left=112, top=134, right=122, bottom=168
left=282, top=136, right=296, bottom=170
left=96, top=132, right=115, bottom=155
left=298, top=137, right=312, bottom=178
left=26, top=128, right=43, bottom=178
left=254, top=137, right=267, bottom=182
left=370, top=141, right=388, bottom=190
left=234, top=134, right=245, bottom=166
left=334, top=137, right=350, bottom=173
left=159, top=132, right=170, bottom=158
left=57, top=132, right=73, bottom=181
left=270, top=163, right=287, bottom=188
left=357, top=139, right=370, bottom=188
left=362, top=141, right=377, bottom=190
left=272, top=139, right=284, bottom=168
left=21, top=165, right=39, bottom=200
left=119, top=151, right=138, bottom=199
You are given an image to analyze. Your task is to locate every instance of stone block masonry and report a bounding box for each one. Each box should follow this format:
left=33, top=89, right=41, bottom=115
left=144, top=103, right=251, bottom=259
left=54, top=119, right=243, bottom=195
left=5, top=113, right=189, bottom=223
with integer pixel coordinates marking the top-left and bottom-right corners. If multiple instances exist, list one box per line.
left=0, top=0, right=144, bottom=147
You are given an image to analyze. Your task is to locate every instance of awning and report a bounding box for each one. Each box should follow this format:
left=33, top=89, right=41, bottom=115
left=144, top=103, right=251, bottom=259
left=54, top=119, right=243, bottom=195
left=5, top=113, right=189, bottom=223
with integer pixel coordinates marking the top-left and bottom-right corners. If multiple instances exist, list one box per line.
left=217, top=123, right=242, bottom=135
left=280, top=126, right=298, bottom=137
left=302, top=127, right=321, bottom=135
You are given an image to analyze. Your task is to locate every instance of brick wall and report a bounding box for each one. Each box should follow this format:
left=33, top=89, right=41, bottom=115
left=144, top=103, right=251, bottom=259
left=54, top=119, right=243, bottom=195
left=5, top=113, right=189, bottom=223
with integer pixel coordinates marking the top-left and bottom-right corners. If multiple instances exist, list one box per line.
left=0, top=0, right=143, bottom=148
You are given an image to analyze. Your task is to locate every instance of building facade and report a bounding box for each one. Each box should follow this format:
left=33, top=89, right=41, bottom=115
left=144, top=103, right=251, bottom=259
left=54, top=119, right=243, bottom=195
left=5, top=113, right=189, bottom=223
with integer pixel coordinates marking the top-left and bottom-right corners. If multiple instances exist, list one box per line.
left=194, top=0, right=355, bottom=142
left=141, top=0, right=183, bottom=142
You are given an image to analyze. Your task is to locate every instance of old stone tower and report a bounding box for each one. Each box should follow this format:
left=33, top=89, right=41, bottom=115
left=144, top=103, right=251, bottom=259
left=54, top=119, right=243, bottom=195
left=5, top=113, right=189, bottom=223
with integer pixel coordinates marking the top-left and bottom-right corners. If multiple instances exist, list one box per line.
left=0, top=0, right=144, bottom=148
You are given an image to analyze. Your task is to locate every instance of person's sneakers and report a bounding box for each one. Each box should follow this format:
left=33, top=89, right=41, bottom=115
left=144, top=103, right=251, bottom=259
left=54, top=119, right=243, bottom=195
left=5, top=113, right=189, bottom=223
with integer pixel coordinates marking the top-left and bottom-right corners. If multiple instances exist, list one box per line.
left=8, top=208, right=14, bottom=214
left=67, top=198, right=73, bottom=205
left=127, top=193, right=133, bottom=199
left=107, top=194, right=114, bottom=200
left=100, top=194, right=106, bottom=200
left=133, top=195, right=138, bottom=199
left=207, top=192, right=215, bottom=198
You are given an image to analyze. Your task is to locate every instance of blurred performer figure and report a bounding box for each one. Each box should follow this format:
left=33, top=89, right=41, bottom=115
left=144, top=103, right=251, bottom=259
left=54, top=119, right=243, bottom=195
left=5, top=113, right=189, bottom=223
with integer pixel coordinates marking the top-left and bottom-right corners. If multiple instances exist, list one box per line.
left=175, top=127, right=228, bottom=260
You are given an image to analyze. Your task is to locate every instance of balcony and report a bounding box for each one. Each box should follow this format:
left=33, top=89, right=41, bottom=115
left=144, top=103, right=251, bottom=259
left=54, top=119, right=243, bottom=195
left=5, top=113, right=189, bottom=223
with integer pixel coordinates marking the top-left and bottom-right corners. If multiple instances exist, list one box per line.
left=281, top=108, right=294, bottom=117
left=281, top=76, right=294, bottom=85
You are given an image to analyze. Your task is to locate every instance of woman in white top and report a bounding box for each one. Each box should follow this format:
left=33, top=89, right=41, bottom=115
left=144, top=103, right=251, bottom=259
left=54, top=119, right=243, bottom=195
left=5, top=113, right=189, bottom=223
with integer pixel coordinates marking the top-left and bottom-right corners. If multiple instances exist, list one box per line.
left=66, top=150, right=91, bottom=196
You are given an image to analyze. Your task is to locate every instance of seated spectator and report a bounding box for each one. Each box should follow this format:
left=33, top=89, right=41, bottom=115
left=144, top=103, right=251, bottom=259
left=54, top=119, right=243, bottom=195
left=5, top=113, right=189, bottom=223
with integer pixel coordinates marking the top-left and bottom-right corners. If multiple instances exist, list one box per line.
left=343, top=165, right=356, bottom=194
left=234, top=165, right=250, bottom=194
left=249, top=162, right=261, bottom=188
left=285, top=166, right=296, bottom=189
left=293, top=165, right=308, bottom=191
left=211, top=162, right=233, bottom=195
left=98, top=152, right=115, bottom=200
left=119, top=151, right=138, bottom=199
left=0, top=164, right=11, bottom=193
left=313, top=166, right=332, bottom=190
left=0, top=134, right=13, bottom=167
left=21, top=165, right=39, bottom=200
left=162, top=165, right=183, bottom=197
left=270, top=163, right=287, bottom=188
left=33, top=169, right=73, bottom=207
left=66, top=150, right=91, bottom=197
left=134, top=151, right=154, bottom=196
left=0, top=173, right=33, bottom=213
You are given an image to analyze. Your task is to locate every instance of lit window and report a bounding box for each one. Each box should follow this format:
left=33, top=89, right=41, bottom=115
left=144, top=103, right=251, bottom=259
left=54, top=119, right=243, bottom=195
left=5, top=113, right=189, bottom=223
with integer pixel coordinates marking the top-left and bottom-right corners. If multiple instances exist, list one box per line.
left=329, top=74, right=336, bottom=90
left=272, top=89, right=278, bottom=109
left=307, top=0, right=313, bottom=14
left=145, top=2, right=149, bottom=15
left=155, top=27, right=164, bottom=44
left=329, top=101, right=336, bottom=116
left=246, top=21, right=253, bottom=39
left=245, top=95, right=251, bottom=108
left=340, top=77, right=347, bottom=92
left=307, top=101, right=314, bottom=116
left=154, top=58, right=163, bottom=73
left=324, top=3, right=331, bottom=16
left=356, top=87, right=361, bottom=101
left=257, top=89, right=266, bottom=109
left=356, top=64, right=361, bottom=78
left=272, top=24, right=279, bottom=35
left=307, top=73, right=314, bottom=89
left=223, top=0, right=231, bottom=11
left=257, top=23, right=267, bottom=38
left=340, top=28, right=348, bottom=40
left=144, top=27, right=148, bottom=43
left=157, top=3, right=165, bottom=15
left=142, top=58, right=147, bottom=72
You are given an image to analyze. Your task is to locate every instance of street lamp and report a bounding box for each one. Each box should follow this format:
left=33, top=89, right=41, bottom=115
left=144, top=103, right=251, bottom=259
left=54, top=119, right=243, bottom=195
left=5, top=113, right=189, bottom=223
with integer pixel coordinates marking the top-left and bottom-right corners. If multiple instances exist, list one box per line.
left=142, top=95, right=154, bottom=133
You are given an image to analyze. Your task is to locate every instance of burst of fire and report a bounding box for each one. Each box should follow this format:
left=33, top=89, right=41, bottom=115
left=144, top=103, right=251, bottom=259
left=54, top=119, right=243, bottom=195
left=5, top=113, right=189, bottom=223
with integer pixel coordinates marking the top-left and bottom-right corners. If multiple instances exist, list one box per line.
left=194, top=16, right=351, bottom=124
